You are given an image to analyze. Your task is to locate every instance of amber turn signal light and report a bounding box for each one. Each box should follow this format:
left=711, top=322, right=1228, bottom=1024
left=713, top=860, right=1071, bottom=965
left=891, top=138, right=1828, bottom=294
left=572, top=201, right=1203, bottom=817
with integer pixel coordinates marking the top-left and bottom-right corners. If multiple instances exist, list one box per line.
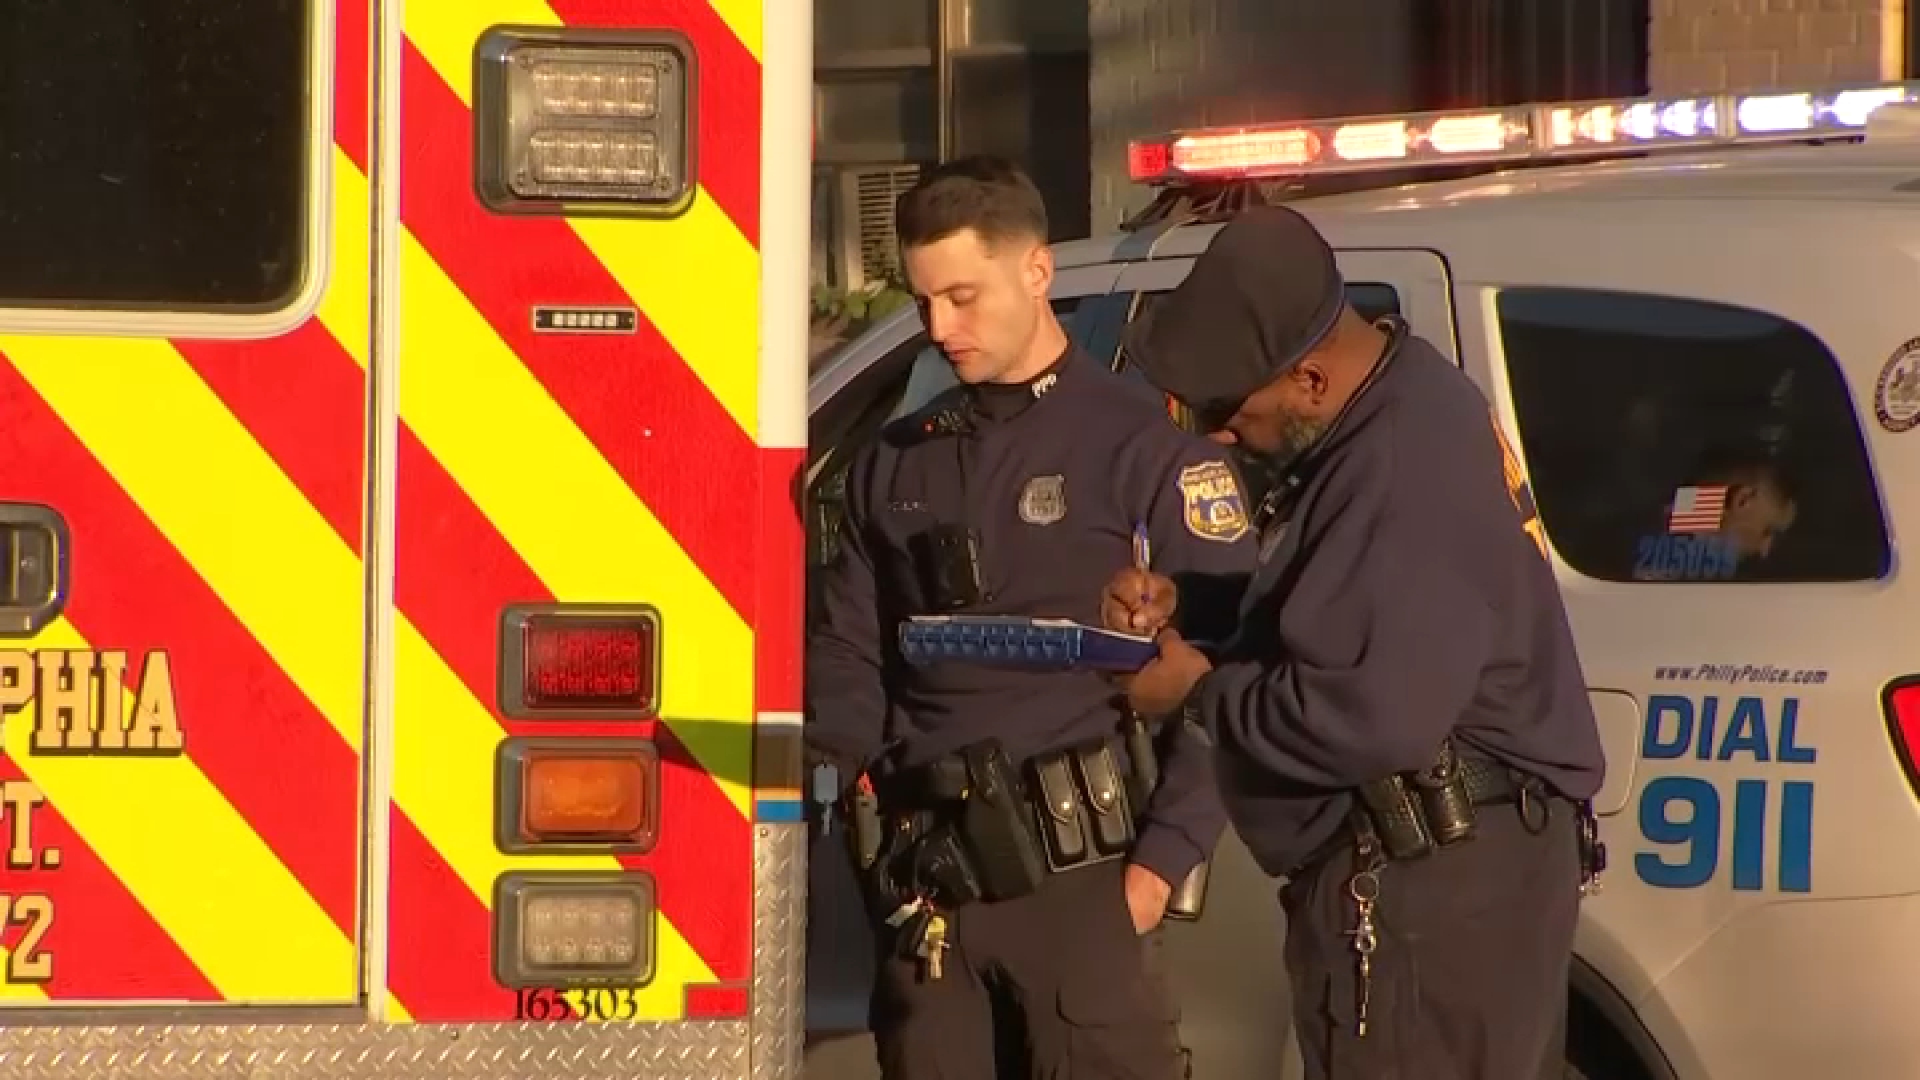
left=496, top=738, right=659, bottom=855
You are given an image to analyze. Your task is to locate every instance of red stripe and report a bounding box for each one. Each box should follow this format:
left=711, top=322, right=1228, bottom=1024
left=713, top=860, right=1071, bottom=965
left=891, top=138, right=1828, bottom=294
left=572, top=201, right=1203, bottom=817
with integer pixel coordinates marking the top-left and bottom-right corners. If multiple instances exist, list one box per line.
left=393, top=429, right=752, bottom=981
left=543, top=0, right=761, bottom=244
left=178, top=326, right=366, bottom=556
left=385, top=810, right=534, bottom=1021
left=334, top=0, right=372, bottom=171
left=0, top=358, right=360, bottom=940
left=0, top=758, right=219, bottom=1001
left=398, top=41, right=759, bottom=625
left=755, top=447, right=805, bottom=714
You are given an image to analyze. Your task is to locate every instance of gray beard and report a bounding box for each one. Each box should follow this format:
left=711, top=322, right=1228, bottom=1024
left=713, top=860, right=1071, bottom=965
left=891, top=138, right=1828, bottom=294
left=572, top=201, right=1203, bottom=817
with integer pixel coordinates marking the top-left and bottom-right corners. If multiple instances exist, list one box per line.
left=1266, top=411, right=1327, bottom=473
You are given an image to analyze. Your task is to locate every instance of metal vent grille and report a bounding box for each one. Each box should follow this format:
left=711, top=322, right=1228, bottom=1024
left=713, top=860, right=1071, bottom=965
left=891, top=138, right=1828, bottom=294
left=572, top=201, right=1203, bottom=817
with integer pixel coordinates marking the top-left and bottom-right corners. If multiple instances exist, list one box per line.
left=852, top=165, right=920, bottom=284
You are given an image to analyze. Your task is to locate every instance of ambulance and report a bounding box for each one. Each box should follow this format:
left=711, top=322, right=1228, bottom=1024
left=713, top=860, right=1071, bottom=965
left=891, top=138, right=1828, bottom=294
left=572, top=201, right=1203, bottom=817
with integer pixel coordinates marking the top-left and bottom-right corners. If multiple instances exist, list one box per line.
left=0, top=0, right=812, bottom=1076
left=804, top=82, right=1920, bottom=1079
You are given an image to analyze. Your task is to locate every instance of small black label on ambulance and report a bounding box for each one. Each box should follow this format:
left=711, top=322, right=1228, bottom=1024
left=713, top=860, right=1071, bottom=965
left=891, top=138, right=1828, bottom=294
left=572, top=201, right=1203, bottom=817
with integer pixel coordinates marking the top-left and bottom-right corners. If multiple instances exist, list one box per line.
left=532, top=306, right=639, bottom=334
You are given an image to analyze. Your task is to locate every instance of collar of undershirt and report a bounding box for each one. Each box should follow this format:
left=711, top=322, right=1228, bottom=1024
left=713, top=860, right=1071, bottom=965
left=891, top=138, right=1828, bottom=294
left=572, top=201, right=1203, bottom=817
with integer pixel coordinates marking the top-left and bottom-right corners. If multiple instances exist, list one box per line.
left=965, top=342, right=1074, bottom=425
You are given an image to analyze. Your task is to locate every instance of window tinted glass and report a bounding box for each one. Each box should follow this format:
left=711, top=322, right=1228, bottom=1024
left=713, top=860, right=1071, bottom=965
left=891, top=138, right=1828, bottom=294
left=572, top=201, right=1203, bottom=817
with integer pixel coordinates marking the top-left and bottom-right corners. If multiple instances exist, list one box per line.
left=1500, top=288, right=1889, bottom=584
left=0, top=0, right=310, bottom=310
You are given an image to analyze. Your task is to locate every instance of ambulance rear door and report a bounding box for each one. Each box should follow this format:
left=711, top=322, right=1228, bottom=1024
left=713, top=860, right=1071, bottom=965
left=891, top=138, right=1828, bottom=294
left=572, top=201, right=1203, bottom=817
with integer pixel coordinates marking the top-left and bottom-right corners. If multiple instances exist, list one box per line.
left=0, top=0, right=372, bottom=1012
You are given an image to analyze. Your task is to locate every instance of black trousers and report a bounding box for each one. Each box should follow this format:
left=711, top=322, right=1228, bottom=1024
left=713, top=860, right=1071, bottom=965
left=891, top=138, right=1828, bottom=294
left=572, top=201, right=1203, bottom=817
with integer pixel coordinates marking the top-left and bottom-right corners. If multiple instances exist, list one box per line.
left=1281, top=798, right=1581, bottom=1080
left=869, top=859, right=1186, bottom=1080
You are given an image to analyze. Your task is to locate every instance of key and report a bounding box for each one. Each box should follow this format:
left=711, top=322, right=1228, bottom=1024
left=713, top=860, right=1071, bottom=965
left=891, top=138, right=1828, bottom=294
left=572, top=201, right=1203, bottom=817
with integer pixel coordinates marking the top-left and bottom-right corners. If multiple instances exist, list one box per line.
left=921, top=913, right=949, bottom=981
left=885, top=896, right=926, bottom=928
left=1348, top=867, right=1381, bottom=1039
left=896, top=907, right=933, bottom=963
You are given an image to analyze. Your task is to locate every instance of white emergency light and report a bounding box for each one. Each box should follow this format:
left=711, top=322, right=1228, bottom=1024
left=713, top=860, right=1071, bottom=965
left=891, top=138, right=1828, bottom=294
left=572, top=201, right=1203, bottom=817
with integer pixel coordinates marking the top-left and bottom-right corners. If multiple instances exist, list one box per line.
left=1127, top=80, right=1920, bottom=186
left=493, top=871, right=658, bottom=989
left=474, top=25, right=696, bottom=216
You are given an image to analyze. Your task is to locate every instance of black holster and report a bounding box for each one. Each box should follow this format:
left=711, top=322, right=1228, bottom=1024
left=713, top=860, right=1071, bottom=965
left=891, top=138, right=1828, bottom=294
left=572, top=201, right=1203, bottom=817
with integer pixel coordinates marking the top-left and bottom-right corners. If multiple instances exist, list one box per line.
left=1351, top=736, right=1530, bottom=862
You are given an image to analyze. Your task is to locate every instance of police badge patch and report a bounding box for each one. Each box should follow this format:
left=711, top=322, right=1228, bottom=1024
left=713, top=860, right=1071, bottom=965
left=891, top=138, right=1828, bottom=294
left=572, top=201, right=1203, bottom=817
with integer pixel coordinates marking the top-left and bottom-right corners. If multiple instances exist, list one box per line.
left=1179, top=461, right=1249, bottom=543
left=1019, top=474, right=1068, bottom=525
left=1874, top=336, right=1920, bottom=433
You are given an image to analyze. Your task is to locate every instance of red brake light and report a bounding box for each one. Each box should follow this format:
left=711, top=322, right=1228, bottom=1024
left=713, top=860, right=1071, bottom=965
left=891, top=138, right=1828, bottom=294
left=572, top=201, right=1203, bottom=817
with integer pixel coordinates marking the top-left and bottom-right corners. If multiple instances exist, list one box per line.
left=499, top=605, right=661, bottom=719
left=1127, top=139, right=1170, bottom=183
left=1885, top=680, right=1920, bottom=791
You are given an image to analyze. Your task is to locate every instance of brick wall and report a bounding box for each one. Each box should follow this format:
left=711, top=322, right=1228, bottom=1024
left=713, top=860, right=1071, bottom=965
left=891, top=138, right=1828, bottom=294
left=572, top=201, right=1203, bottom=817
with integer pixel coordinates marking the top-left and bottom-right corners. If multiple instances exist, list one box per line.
left=1650, top=0, right=1903, bottom=95
left=1086, top=0, right=1420, bottom=233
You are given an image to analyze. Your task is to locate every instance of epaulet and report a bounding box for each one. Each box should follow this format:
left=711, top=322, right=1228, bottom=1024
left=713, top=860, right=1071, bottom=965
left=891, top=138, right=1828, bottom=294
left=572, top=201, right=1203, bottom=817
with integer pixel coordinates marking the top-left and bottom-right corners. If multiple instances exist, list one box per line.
left=882, top=386, right=972, bottom=448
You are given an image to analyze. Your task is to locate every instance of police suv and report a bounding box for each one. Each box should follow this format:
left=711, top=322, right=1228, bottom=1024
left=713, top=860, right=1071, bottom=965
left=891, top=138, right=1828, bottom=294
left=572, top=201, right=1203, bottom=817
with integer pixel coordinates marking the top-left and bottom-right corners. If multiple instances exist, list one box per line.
left=804, top=80, right=1920, bottom=1080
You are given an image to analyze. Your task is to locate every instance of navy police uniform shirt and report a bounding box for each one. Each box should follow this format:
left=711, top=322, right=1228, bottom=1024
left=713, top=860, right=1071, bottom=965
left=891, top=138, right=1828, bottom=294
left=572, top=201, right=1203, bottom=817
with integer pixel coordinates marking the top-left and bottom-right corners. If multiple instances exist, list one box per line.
left=806, top=345, right=1257, bottom=886
left=1193, top=329, right=1608, bottom=878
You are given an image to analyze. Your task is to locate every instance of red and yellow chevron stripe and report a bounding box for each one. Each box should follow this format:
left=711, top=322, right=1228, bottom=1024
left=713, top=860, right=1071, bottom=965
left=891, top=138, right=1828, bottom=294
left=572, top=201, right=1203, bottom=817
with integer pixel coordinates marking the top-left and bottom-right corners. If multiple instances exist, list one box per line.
left=0, top=0, right=791, bottom=1024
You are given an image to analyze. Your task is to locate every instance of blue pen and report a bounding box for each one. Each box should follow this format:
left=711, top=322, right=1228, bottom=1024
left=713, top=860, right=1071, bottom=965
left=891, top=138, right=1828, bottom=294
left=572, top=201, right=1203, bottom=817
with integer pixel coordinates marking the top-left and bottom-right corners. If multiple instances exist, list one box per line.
left=1131, top=522, right=1152, bottom=626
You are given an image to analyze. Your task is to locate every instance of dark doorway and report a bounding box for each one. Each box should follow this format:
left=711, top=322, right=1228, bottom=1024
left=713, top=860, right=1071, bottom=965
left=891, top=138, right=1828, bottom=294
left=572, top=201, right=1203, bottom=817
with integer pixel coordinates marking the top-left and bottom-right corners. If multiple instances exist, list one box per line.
left=1417, top=0, right=1651, bottom=108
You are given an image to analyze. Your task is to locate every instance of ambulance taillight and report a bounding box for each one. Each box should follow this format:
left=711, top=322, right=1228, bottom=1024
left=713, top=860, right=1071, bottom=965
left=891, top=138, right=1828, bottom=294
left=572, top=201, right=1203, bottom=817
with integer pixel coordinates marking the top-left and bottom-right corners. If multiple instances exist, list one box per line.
left=498, top=605, right=662, bottom=718
left=473, top=25, right=698, bottom=216
left=493, top=871, right=658, bottom=988
left=495, top=738, right=659, bottom=854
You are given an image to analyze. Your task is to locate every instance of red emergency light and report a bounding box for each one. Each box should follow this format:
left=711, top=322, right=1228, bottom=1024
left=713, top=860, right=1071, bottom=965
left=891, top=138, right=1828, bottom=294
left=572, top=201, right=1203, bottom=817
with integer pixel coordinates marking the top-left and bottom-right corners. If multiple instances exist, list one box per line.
left=498, top=605, right=662, bottom=719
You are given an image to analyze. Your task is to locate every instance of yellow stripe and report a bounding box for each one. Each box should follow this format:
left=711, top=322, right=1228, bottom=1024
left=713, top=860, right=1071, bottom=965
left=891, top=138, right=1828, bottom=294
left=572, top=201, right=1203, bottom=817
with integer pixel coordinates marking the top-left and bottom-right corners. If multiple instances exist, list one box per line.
left=0, top=338, right=368, bottom=758
left=2, top=619, right=354, bottom=1000
left=704, top=0, right=762, bottom=59
left=404, top=3, right=763, bottom=439
left=390, top=234, right=756, bottom=813
left=392, top=619, right=714, bottom=1019
left=317, top=147, right=373, bottom=366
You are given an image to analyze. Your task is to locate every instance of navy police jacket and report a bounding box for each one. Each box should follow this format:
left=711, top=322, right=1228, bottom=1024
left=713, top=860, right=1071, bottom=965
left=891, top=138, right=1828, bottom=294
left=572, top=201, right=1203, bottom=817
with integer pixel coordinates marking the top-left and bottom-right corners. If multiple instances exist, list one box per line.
left=1191, top=330, right=1608, bottom=877
left=806, top=345, right=1257, bottom=886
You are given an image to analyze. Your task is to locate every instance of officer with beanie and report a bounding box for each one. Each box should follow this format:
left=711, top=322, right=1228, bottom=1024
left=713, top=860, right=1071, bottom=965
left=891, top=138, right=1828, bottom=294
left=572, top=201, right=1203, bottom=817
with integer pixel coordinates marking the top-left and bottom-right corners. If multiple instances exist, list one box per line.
left=1099, top=204, right=1608, bottom=1080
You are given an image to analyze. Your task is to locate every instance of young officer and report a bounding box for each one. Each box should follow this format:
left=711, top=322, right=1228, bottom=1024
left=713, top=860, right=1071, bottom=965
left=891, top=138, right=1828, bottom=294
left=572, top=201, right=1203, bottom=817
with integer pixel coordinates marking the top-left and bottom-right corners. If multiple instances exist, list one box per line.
left=1101, top=205, right=1608, bottom=1080
left=805, top=156, right=1256, bottom=1079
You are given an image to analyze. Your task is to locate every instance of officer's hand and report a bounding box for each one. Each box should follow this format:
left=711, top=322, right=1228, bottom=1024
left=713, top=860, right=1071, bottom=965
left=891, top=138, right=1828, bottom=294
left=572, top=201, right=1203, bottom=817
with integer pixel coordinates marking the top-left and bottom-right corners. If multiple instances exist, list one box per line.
left=1101, top=569, right=1178, bottom=635
left=1123, top=863, right=1173, bottom=935
left=1124, top=629, right=1212, bottom=718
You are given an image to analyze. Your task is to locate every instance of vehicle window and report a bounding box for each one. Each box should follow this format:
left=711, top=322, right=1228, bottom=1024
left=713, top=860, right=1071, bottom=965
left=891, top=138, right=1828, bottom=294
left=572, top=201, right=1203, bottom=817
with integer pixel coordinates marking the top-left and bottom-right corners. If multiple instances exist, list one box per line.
left=1499, top=287, right=1890, bottom=584
left=0, top=0, right=311, bottom=311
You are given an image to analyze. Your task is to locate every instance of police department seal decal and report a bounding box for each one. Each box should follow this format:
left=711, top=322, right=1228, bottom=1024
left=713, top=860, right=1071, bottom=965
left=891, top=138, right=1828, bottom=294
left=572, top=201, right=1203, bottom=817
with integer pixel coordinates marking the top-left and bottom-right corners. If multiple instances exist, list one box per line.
left=1019, top=474, right=1067, bottom=525
left=1178, top=461, right=1249, bottom=543
left=1874, top=337, right=1920, bottom=433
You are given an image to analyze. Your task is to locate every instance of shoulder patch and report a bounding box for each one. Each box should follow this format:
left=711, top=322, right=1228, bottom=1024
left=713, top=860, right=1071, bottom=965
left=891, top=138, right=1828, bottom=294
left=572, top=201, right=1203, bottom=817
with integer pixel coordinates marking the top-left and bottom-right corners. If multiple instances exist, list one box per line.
left=1178, top=461, right=1249, bottom=543
left=1874, top=336, right=1920, bottom=433
left=1019, top=474, right=1068, bottom=525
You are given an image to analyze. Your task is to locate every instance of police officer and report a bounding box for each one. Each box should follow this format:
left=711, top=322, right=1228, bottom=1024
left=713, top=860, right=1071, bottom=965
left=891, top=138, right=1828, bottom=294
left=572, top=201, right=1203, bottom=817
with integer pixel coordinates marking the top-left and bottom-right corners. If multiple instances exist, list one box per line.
left=806, top=155, right=1257, bottom=1079
left=1099, top=204, right=1608, bottom=1080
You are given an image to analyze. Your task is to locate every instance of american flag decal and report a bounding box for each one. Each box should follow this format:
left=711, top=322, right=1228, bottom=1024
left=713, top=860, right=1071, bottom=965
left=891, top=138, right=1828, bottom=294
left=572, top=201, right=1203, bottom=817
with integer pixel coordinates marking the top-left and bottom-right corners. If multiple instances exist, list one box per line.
left=1668, top=484, right=1729, bottom=533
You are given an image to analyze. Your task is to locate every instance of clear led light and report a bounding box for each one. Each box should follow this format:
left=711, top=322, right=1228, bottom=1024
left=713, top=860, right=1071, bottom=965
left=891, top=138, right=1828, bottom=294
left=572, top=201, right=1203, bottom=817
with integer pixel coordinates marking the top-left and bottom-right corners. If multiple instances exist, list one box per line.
left=523, top=893, right=643, bottom=968
left=474, top=29, right=694, bottom=213
left=530, top=60, right=658, bottom=118
left=494, top=872, right=658, bottom=988
left=529, top=130, right=658, bottom=187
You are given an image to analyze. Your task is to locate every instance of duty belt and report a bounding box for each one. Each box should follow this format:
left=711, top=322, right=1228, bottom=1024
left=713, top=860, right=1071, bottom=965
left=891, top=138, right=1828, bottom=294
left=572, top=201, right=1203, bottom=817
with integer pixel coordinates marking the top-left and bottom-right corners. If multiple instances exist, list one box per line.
left=1307, top=740, right=1553, bottom=870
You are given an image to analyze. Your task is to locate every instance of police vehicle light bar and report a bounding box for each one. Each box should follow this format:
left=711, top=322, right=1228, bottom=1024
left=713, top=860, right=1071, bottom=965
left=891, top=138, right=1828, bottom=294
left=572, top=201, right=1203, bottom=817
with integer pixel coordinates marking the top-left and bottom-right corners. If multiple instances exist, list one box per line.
left=1127, top=80, right=1920, bottom=185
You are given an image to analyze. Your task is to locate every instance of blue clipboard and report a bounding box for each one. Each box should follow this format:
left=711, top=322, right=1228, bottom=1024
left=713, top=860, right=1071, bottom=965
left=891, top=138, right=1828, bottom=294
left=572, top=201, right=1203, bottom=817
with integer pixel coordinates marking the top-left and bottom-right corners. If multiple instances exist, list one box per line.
left=898, top=615, right=1161, bottom=673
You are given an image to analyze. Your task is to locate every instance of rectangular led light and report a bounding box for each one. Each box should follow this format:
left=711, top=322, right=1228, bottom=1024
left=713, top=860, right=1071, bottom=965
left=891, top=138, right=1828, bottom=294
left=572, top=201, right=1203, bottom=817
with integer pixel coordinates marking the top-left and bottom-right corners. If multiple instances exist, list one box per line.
left=497, top=604, right=662, bottom=720
left=495, top=737, right=660, bottom=854
left=493, top=871, right=657, bottom=989
left=474, top=25, right=697, bottom=216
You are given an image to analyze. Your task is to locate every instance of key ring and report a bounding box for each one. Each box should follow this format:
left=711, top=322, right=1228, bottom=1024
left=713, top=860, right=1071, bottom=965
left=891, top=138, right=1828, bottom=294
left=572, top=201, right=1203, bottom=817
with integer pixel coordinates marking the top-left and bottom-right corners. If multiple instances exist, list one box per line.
left=1348, top=869, right=1381, bottom=905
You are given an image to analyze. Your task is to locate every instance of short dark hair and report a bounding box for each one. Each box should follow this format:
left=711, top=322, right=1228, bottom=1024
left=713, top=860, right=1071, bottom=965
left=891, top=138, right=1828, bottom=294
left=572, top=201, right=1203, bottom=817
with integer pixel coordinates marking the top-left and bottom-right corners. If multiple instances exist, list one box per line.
left=894, top=155, right=1048, bottom=252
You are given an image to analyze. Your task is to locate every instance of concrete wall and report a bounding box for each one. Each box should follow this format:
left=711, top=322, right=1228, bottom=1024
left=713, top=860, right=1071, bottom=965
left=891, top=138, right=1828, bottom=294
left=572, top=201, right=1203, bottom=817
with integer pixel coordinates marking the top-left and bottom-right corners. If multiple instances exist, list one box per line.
left=1087, top=0, right=1421, bottom=233
left=1650, top=0, right=1904, bottom=94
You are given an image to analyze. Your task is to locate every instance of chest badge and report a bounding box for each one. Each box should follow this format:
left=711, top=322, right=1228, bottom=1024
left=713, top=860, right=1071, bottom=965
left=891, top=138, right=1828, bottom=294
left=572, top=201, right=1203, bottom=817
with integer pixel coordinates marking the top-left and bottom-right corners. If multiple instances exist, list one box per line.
left=1019, top=474, right=1068, bottom=526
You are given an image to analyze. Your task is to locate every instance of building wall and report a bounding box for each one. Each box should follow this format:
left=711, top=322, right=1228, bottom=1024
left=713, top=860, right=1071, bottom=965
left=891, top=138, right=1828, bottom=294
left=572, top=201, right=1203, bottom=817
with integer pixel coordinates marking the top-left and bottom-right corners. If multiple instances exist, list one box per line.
left=1650, top=0, right=1904, bottom=94
left=1087, top=0, right=1422, bottom=232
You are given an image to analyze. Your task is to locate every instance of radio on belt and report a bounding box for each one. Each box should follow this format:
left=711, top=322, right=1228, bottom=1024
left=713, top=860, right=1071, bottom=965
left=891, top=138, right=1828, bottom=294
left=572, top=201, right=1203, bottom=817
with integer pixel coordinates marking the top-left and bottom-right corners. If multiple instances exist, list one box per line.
left=899, top=615, right=1159, bottom=673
